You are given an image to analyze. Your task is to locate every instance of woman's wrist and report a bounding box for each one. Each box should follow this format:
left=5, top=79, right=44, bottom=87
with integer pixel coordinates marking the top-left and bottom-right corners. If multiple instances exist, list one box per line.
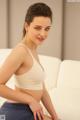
left=27, top=96, right=35, bottom=106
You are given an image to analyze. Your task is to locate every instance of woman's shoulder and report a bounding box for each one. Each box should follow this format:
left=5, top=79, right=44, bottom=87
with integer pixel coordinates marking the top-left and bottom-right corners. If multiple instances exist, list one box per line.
left=12, top=43, right=29, bottom=57
left=4, top=43, right=27, bottom=64
left=8, top=43, right=30, bottom=64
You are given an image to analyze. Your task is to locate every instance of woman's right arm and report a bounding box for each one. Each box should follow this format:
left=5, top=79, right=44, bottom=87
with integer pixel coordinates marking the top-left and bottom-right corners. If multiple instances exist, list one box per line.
left=0, top=47, right=44, bottom=120
left=0, top=47, right=34, bottom=104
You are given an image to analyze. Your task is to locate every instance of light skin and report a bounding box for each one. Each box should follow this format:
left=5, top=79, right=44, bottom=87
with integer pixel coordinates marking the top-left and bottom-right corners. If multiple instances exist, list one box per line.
left=0, top=16, right=59, bottom=120
left=23, top=16, right=51, bottom=48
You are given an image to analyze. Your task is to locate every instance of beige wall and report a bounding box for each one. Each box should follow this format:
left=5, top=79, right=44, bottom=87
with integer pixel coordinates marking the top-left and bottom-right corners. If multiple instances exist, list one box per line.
left=0, top=0, right=63, bottom=58
left=0, top=0, right=8, bottom=48
left=1, top=0, right=80, bottom=60
left=63, top=2, right=80, bottom=60
left=38, top=0, right=63, bottom=58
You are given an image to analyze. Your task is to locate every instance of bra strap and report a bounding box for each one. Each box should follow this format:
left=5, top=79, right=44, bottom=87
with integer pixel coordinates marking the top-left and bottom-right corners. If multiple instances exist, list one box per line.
left=19, top=43, right=34, bottom=59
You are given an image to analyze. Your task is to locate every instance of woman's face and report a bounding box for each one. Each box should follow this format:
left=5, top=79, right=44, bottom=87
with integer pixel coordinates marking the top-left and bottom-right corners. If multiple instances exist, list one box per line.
left=25, top=16, right=51, bottom=46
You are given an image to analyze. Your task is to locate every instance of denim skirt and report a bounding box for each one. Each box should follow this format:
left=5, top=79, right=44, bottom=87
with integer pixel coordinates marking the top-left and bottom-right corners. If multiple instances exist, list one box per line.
left=0, top=102, right=35, bottom=120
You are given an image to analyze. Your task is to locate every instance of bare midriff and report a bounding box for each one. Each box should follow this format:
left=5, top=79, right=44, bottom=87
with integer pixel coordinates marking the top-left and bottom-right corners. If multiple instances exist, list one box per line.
left=16, top=86, right=43, bottom=101
left=7, top=86, right=43, bottom=103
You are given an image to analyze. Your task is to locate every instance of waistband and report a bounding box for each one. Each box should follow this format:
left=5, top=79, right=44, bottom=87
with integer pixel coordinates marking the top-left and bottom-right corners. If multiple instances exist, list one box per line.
left=1, top=102, right=30, bottom=111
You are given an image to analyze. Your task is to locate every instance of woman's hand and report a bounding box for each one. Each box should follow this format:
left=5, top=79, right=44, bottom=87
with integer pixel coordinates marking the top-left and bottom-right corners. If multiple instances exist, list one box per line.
left=51, top=112, right=59, bottom=120
left=29, top=98, right=44, bottom=120
left=51, top=116, right=61, bottom=120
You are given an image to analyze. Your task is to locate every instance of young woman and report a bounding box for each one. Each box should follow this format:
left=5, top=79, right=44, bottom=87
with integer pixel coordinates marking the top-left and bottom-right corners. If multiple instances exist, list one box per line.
left=0, top=2, right=59, bottom=120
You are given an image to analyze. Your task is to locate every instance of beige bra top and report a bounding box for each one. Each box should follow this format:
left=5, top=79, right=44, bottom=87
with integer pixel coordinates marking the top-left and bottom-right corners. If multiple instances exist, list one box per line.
left=14, top=44, right=45, bottom=90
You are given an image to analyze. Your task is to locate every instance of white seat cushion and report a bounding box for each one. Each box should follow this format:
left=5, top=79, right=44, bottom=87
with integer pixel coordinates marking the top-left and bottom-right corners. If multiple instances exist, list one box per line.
left=39, top=55, right=61, bottom=90
left=49, top=88, right=80, bottom=120
left=57, top=60, right=80, bottom=88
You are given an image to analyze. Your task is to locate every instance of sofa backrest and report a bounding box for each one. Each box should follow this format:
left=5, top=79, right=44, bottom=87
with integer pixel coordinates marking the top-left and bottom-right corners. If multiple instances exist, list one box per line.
left=0, top=49, right=61, bottom=90
left=57, top=60, right=80, bottom=88
left=0, top=49, right=15, bottom=89
left=39, top=55, right=61, bottom=90
left=0, top=49, right=14, bottom=105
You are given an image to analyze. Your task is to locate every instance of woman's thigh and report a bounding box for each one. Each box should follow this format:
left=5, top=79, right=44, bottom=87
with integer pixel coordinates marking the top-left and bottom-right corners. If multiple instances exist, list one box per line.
left=0, top=102, right=34, bottom=120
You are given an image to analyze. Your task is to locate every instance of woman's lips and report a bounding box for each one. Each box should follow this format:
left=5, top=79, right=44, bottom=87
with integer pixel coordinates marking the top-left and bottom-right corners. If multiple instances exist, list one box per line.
left=37, top=37, right=44, bottom=42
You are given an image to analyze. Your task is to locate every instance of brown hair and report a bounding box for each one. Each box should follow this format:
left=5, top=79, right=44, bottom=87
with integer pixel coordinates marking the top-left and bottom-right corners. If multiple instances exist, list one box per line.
left=23, top=2, right=52, bottom=37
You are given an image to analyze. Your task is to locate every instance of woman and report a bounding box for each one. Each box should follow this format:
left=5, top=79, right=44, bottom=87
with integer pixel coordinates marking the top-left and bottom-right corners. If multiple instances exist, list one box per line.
left=0, top=2, right=59, bottom=120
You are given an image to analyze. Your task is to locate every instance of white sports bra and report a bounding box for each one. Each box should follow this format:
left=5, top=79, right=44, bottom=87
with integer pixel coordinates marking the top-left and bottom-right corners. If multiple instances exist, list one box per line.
left=14, top=44, right=45, bottom=90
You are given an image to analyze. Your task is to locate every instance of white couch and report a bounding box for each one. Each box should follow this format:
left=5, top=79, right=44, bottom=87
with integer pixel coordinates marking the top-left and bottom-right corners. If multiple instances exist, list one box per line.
left=0, top=49, right=80, bottom=120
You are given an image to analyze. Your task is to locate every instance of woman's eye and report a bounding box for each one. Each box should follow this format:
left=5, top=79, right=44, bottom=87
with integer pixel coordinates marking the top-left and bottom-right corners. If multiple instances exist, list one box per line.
left=34, top=26, right=51, bottom=31
left=45, top=27, right=50, bottom=31
left=34, top=27, right=41, bottom=30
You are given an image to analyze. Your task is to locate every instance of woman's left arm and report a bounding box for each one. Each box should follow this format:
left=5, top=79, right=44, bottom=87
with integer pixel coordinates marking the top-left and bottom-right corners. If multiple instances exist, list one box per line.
left=41, top=82, right=59, bottom=120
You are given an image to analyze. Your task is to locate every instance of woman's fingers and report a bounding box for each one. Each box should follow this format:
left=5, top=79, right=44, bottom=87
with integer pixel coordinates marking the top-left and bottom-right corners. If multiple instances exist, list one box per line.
left=34, top=112, right=37, bottom=120
left=39, top=109, right=44, bottom=119
left=36, top=112, right=42, bottom=120
left=34, top=109, right=44, bottom=120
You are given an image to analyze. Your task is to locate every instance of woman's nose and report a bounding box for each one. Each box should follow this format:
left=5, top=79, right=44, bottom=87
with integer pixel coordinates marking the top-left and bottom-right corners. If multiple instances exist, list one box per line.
left=40, top=30, right=46, bottom=37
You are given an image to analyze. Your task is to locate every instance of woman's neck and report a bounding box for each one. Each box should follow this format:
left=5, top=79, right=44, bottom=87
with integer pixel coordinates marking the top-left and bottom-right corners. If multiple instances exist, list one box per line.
left=22, top=36, right=37, bottom=51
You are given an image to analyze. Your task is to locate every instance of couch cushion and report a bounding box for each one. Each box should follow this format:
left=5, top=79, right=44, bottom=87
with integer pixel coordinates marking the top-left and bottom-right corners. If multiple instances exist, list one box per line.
left=0, top=49, right=61, bottom=90
left=0, top=49, right=61, bottom=106
left=0, top=49, right=15, bottom=106
left=57, top=60, right=80, bottom=88
left=49, top=88, right=80, bottom=120
left=0, top=49, right=12, bottom=64
left=0, top=49, right=15, bottom=89
left=39, top=55, right=61, bottom=90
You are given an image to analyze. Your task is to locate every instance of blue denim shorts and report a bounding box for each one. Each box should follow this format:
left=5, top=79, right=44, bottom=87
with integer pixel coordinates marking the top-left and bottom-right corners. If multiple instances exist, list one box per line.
left=0, top=102, right=35, bottom=120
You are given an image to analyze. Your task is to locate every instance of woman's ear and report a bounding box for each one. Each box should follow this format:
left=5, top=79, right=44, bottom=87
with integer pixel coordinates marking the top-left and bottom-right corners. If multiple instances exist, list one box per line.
left=24, top=22, right=28, bottom=32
